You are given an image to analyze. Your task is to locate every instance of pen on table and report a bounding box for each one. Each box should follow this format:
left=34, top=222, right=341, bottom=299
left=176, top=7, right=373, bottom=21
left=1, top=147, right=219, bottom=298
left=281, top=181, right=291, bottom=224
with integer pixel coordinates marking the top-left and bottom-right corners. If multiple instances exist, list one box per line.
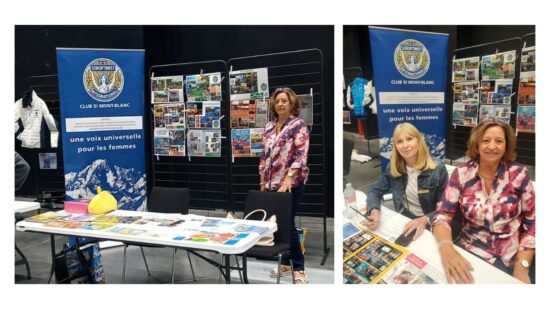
left=168, top=219, right=185, bottom=227
left=350, top=207, right=374, bottom=222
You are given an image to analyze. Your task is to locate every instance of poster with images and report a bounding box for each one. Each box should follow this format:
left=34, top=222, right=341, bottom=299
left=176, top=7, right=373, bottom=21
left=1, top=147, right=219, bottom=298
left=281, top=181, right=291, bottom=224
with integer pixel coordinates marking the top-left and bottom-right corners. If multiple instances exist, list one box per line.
left=39, top=153, right=58, bottom=169
left=480, top=50, right=516, bottom=80
left=151, top=75, right=184, bottom=103
left=453, top=81, right=479, bottom=104
left=343, top=110, right=351, bottom=124
left=154, top=128, right=185, bottom=156
left=452, top=56, right=479, bottom=82
left=230, top=99, right=268, bottom=128
left=452, top=103, right=478, bottom=127
left=518, top=72, right=535, bottom=105
left=479, top=80, right=513, bottom=104
left=186, top=101, right=221, bottom=129
left=519, top=46, right=535, bottom=105
left=516, top=105, right=535, bottom=133
left=297, top=94, right=314, bottom=125
left=492, top=79, right=513, bottom=104
left=153, top=104, right=186, bottom=156
left=187, top=129, right=222, bottom=157
left=520, top=46, right=535, bottom=72
left=154, top=103, right=185, bottom=130
left=479, top=104, right=511, bottom=124
left=231, top=128, right=263, bottom=157
left=185, top=72, right=222, bottom=102
left=229, top=68, right=269, bottom=100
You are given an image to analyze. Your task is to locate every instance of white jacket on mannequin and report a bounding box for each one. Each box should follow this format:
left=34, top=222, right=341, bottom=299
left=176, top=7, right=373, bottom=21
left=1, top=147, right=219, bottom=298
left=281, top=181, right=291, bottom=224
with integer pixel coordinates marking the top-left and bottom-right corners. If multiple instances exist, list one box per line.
left=15, top=90, right=58, bottom=148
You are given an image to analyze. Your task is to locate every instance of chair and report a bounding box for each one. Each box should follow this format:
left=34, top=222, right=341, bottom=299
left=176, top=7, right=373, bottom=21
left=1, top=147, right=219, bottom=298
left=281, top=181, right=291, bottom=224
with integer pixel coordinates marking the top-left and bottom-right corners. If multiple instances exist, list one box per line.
left=122, top=187, right=196, bottom=283
left=240, top=190, right=293, bottom=284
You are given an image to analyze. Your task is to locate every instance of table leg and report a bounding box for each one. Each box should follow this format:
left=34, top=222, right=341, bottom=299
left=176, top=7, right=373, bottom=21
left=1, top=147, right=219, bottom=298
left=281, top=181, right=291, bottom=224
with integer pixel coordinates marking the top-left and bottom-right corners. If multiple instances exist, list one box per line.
left=15, top=243, right=31, bottom=279
left=47, top=235, right=56, bottom=284
left=224, top=254, right=231, bottom=284
left=242, top=255, right=249, bottom=284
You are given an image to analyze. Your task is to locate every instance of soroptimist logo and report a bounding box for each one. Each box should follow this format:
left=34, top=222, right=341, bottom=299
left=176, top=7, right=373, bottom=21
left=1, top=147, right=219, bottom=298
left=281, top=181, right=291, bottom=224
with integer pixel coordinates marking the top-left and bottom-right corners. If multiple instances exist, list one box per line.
left=83, top=58, right=124, bottom=102
left=394, top=39, right=430, bottom=79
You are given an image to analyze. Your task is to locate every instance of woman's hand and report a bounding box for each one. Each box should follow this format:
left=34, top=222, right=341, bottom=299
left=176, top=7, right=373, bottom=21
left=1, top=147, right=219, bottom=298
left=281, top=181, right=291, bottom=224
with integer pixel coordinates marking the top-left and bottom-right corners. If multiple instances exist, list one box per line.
left=402, top=216, right=429, bottom=240
left=277, top=176, right=293, bottom=192
left=364, top=209, right=380, bottom=230
left=513, top=266, right=531, bottom=284
left=439, top=242, right=474, bottom=284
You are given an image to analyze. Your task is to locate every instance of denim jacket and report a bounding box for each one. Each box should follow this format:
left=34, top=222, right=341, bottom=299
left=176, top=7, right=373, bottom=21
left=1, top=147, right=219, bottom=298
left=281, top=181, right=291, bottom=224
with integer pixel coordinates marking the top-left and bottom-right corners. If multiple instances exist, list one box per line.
left=366, top=159, right=448, bottom=221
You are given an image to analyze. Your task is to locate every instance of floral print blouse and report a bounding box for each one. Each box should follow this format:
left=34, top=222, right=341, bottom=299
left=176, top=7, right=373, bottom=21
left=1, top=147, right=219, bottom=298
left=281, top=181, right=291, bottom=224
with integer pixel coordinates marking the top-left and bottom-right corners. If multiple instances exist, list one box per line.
left=259, top=116, right=309, bottom=191
left=432, top=160, right=535, bottom=268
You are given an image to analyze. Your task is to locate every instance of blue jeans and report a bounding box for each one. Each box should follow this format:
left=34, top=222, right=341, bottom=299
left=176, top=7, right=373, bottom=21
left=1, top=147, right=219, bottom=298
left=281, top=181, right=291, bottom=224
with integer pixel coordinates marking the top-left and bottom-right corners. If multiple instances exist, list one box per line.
left=281, top=184, right=305, bottom=271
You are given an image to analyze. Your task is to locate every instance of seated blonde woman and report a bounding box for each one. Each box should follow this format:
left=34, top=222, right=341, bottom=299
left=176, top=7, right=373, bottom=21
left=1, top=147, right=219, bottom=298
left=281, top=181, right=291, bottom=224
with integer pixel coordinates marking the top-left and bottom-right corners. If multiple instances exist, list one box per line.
left=366, top=123, right=448, bottom=241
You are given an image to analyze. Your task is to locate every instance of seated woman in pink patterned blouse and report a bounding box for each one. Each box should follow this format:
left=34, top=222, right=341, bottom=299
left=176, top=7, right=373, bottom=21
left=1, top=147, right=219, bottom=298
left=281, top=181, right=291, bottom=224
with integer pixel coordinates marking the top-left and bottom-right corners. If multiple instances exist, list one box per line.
left=432, top=120, right=535, bottom=284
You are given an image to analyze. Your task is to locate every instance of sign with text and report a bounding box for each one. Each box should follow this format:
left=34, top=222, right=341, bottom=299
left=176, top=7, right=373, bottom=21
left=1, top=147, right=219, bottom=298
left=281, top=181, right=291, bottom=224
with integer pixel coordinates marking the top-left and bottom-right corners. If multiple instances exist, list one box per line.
left=369, top=27, right=448, bottom=169
left=57, top=48, right=146, bottom=210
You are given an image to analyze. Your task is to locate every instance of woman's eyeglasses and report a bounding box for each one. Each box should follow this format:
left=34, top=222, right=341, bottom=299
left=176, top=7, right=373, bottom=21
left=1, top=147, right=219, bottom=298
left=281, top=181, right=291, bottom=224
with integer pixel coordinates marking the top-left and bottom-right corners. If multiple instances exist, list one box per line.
left=481, top=117, right=508, bottom=125
left=274, top=87, right=291, bottom=92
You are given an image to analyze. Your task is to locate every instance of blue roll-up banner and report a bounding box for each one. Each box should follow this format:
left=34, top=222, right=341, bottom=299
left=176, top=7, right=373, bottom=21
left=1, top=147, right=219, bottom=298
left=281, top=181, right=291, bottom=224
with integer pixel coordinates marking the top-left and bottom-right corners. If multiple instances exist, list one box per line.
left=57, top=48, right=147, bottom=210
left=369, top=27, right=448, bottom=170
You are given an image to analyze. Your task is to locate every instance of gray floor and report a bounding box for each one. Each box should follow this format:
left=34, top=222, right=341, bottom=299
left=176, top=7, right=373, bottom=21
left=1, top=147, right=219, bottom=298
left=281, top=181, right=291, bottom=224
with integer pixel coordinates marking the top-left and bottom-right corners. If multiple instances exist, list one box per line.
left=15, top=206, right=334, bottom=284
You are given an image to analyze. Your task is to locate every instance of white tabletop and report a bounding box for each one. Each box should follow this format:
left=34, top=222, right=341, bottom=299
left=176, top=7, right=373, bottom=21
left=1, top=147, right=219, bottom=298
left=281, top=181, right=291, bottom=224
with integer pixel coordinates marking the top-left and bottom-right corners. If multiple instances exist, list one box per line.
left=351, top=191, right=521, bottom=284
left=16, top=210, right=277, bottom=255
left=14, top=201, right=41, bottom=214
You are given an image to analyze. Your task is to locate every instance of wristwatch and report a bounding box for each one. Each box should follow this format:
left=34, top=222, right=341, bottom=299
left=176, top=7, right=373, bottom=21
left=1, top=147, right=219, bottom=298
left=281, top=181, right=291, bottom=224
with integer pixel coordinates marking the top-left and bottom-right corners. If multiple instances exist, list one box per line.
left=517, top=258, right=530, bottom=268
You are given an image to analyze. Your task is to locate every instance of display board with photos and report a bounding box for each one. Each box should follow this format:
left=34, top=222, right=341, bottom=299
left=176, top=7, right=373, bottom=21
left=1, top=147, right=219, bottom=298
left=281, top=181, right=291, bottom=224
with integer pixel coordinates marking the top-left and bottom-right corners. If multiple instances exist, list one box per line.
left=452, top=56, right=479, bottom=82
left=185, top=72, right=222, bottom=102
left=186, top=101, right=221, bottom=129
left=230, top=99, right=268, bottom=128
left=187, top=129, right=222, bottom=157
left=480, top=50, right=516, bottom=80
left=151, top=75, right=184, bottom=103
left=153, top=103, right=186, bottom=156
left=231, top=128, right=263, bottom=158
left=229, top=68, right=269, bottom=100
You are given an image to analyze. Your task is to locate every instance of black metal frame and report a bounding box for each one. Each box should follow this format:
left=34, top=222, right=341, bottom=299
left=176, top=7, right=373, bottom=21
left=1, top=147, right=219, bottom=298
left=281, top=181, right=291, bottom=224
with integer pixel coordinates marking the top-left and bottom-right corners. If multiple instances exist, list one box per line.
left=227, top=49, right=331, bottom=265
left=448, top=34, right=535, bottom=167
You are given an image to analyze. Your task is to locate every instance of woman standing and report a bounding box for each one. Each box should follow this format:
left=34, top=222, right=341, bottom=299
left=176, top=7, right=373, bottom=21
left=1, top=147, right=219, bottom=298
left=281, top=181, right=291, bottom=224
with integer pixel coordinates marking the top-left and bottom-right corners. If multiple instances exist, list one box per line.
left=432, top=120, right=535, bottom=283
left=259, top=87, right=309, bottom=284
left=366, top=123, right=448, bottom=240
